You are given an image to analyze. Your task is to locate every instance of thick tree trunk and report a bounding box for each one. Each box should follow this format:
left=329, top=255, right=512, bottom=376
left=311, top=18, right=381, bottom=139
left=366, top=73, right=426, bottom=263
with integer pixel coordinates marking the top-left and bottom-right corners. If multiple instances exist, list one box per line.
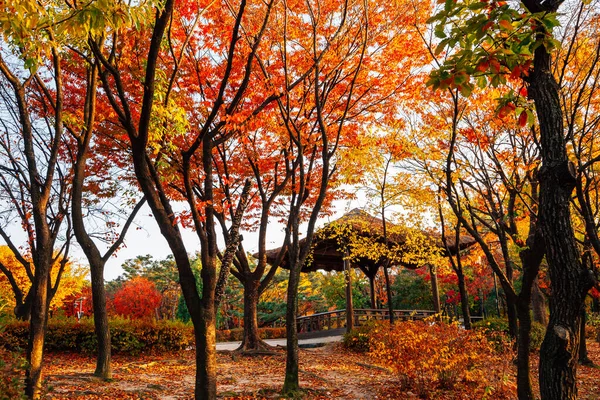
left=195, top=305, right=217, bottom=400
left=506, top=296, right=519, bottom=339
left=283, top=265, right=301, bottom=394
left=531, top=276, right=548, bottom=325
left=240, top=281, right=268, bottom=351
left=90, top=263, right=111, bottom=379
left=529, top=41, right=593, bottom=400
left=456, top=267, right=471, bottom=329
left=429, top=265, right=441, bottom=314
left=24, top=256, right=50, bottom=399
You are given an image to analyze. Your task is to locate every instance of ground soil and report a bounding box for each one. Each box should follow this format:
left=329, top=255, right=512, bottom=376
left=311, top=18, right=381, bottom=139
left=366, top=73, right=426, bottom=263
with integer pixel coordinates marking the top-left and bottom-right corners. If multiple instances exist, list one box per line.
left=39, top=340, right=600, bottom=399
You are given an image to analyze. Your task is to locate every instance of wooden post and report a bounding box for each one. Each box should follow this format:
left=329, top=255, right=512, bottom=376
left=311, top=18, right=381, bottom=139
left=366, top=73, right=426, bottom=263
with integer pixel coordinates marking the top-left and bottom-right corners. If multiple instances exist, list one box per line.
left=345, top=255, right=354, bottom=333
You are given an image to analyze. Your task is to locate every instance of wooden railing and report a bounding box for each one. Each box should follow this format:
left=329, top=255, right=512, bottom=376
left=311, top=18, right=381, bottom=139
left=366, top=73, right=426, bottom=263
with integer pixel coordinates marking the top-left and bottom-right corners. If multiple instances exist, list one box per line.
left=296, top=309, right=438, bottom=333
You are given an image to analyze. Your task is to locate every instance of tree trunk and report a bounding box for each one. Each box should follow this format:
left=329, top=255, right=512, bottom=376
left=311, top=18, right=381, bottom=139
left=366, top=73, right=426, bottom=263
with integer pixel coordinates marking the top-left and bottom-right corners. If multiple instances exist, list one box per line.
left=240, top=280, right=267, bottom=351
left=456, top=267, right=471, bottom=329
left=283, top=264, right=301, bottom=394
left=90, top=263, right=111, bottom=379
left=529, top=38, right=593, bottom=400
left=383, top=264, right=394, bottom=324
left=194, top=305, right=217, bottom=400
left=345, top=260, right=354, bottom=333
left=429, top=265, right=441, bottom=314
left=506, top=296, right=519, bottom=339
left=24, top=256, right=50, bottom=399
left=516, top=301, right=534, bottom=400
left=531, top=276, right=548, bottom=325
left=369, top=274, right=376, bottom=309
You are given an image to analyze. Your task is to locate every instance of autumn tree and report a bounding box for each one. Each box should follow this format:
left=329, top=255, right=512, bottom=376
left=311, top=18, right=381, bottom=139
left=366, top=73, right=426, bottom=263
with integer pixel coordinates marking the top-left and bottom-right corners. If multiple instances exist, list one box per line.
left=84, top=0, right=288, bottom=397
left=0, top=2, right=87, bottom=395
left=428, top=0, right=598, bottom=397
left=110, top=276, right=162, bottom=320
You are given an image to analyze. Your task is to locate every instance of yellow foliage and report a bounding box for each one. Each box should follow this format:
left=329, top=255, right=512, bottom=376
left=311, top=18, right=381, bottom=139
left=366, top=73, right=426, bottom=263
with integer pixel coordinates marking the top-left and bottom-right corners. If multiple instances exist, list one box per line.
left=0, top=246, right=88, bottom=312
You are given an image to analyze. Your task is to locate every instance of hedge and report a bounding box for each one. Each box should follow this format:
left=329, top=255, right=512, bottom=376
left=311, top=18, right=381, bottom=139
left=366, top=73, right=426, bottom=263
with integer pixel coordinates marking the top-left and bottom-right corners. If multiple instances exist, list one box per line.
left=0, top=318, right=286, bottom=354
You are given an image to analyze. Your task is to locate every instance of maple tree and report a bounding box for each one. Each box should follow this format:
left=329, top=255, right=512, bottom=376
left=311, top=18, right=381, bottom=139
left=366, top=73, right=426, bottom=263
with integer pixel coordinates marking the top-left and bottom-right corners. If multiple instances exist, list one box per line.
left=110, top=277, right=162, bottom=320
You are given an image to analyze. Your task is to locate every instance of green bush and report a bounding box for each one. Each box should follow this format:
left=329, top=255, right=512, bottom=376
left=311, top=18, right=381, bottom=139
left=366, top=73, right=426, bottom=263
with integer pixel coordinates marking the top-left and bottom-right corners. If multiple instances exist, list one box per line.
left=529, top=321, right=546, bottom=352
left=0, top=317, right=194, bottom=354
left=0, top=316, right=286, bottom=354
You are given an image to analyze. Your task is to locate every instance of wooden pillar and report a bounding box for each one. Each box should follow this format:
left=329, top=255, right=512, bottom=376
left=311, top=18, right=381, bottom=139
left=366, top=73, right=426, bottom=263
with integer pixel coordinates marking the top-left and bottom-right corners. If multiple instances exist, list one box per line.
left=345, top=256, right=354, bottom=333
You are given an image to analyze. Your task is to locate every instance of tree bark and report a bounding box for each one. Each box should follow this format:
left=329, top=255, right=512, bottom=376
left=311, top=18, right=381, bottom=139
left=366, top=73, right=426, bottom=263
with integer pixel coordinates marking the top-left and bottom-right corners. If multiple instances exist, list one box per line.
left=282, top=262, right=301, bottom=394
left=239, top=281, right=266, bottom=351
left=345, top=259, right=354, bottom=333
left=383, top=264, right=394, bottom=324
left=195, top=305, right=217, bottom=399
left=455, top=267, right=471, bottom=329
left=528, top=33, right=593, bottom=400
left=24, top=251, right=51, bottom=399
left=89, top=264, right=111, bottom=379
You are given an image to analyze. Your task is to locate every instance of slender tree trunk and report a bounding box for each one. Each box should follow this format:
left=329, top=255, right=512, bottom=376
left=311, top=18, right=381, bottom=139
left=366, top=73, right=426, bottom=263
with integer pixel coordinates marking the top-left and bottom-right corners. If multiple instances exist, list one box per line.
left=429, top=265, right=441, bottom=314
left=283, top=263, right=301, bottom=394
left=369, top=274, right=376, bottom=309
left=345, top=259, right=354, bottom=333
left=456, top=267, right=471, bottom=329
left=516, top=301, right=534, bottom=400
left=25, top=255, right=50, bottom=399
left=89, top=263, right=111, bottom=379
left=383, top=264, right=394, bottom=324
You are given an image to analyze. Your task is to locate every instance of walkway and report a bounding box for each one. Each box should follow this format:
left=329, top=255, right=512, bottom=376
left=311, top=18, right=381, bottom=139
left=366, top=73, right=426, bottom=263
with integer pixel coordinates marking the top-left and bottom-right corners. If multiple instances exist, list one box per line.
left=216, top=334, right=343, bottom=351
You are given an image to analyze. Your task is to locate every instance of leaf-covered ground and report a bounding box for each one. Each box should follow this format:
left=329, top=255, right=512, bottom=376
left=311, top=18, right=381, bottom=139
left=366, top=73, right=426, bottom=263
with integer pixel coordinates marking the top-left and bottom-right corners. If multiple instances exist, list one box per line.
left=38, top=340, right=600, bottom=399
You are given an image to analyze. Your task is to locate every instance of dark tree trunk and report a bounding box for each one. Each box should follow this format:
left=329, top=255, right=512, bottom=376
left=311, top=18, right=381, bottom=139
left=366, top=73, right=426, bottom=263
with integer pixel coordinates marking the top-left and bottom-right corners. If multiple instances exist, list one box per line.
left=527, top=34, right=593, bottom=400
left=89, top=264, right=111, bottom=378
left=516, top=300, right=534, bottom=400
left=283, top=261, right=301, bottom=394
left=456, top=267, right=471, bottom=329
left=369, top=274, right=376, bottom=309
left=345, top=259, right=354, bottom=333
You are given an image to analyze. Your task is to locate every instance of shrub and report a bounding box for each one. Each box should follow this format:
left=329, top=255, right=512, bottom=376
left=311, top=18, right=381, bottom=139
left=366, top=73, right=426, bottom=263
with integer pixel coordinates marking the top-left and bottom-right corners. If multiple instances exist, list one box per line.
left=529, top=321, right=546, bottom=352
left=0, top=317, right=194, bottom=354
left=345, top=320, right=504, bottom=398
left=342, top=321, right=379, bottom=352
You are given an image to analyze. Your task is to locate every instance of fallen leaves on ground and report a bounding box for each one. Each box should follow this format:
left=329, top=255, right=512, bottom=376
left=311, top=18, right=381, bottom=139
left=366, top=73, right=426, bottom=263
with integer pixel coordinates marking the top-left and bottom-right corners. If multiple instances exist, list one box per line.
left=37, top=340, right=600, bottom=399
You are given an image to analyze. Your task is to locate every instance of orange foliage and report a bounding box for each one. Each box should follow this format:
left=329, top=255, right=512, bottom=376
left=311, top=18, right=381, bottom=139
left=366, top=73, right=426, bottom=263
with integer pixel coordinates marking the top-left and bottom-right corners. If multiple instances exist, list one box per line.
left=366, top=321, right=512, bottom=398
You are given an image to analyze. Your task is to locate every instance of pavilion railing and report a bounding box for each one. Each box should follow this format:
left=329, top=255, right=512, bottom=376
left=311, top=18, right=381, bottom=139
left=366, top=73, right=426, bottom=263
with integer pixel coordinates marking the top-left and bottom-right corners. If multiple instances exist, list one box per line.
left=295, top=308, right=439, bottom=333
